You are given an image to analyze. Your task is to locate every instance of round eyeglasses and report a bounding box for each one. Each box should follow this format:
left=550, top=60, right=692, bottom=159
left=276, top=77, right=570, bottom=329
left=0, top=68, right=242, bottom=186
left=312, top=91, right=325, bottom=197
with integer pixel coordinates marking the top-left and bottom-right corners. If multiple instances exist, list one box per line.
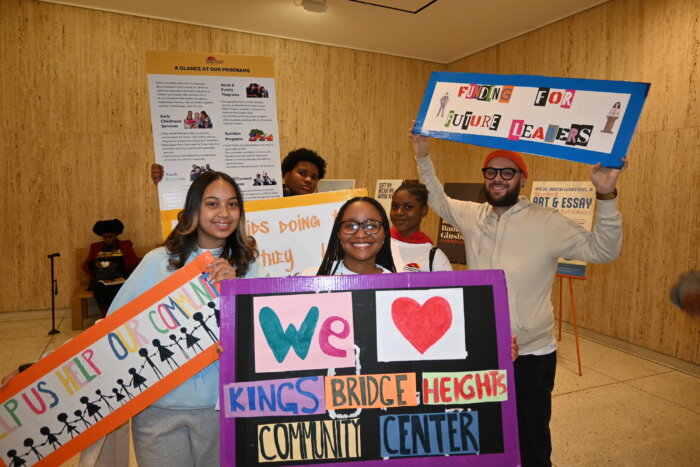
left=340, top=220, right=383, bottom=235
left=481, top=167, right=519, bottom=180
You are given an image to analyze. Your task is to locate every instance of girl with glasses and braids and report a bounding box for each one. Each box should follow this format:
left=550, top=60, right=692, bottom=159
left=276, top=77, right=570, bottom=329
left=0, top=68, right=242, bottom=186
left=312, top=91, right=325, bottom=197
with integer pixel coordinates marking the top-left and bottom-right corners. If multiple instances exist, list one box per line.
left=316, top=197, right=396, bottom=275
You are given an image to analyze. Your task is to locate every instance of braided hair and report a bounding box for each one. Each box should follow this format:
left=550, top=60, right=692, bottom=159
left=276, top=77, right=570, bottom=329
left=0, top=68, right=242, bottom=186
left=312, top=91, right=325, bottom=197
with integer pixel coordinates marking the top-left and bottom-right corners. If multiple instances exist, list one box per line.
left=392, top=180, right=428, bottom=206
left=316, top=197, right=396, bottom=275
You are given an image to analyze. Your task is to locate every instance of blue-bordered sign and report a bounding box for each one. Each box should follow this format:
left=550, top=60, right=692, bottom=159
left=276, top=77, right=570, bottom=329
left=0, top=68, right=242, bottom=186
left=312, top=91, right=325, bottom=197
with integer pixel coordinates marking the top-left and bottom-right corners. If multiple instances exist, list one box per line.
left=415, top=72, right=650, bottom=168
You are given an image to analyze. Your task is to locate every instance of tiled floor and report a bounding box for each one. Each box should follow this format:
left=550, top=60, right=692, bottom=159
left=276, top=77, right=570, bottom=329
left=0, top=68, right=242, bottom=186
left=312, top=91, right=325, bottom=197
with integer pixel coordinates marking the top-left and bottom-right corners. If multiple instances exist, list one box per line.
left=1, top=309, right=699, bottom=466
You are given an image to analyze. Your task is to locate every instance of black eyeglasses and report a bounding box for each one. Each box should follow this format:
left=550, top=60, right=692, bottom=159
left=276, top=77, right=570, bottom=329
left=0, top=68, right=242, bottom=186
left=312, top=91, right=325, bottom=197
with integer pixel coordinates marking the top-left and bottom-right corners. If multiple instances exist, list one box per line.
left=340, top=220, right=383, bottom=235
left=481, top=167, right=519, bottom=180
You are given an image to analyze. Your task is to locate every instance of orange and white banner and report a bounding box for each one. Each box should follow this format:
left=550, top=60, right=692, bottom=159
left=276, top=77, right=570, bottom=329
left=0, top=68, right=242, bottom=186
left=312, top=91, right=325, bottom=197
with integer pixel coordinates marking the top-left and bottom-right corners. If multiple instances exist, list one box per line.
left=0, top=253, right=219, bottom=467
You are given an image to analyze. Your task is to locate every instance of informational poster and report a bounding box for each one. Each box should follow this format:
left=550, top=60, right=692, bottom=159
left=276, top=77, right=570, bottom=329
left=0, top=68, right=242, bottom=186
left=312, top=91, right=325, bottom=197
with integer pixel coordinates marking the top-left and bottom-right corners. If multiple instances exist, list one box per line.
left=436, top=183, right=487, bottom=265
left=374, top=179, right=403, bottom=219
left=414, top=72, right=650, bottom=168
left=0, top=253, right=220, bottom=467
left=530, top=181, right=596, bottom=277
left=219, top=270, right=520, bottom=466
left=146, top=51, right=283, bottom=233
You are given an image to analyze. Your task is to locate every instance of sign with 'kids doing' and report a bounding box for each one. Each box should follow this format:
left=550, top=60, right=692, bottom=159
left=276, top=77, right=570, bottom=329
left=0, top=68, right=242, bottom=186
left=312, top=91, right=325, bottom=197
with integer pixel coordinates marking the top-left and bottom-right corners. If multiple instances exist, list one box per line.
left=414, top=71, right=650, bottom=168
left=219, top=270, right=520, bottom=466
left=161, top=189, right=367, bottom=277
left=0, top=253, right=221, bottom=467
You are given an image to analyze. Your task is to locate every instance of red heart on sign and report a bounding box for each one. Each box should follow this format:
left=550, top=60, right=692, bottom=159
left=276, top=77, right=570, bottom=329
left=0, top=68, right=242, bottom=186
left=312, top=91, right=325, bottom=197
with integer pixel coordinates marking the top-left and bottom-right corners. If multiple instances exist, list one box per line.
left=391, top=296, right=452, bottom=354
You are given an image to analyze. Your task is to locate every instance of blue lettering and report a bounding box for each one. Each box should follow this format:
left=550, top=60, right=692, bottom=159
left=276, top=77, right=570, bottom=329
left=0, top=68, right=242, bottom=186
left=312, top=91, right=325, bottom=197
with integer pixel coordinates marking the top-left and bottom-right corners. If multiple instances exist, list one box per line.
left=259, top=306, right=319, bottom=362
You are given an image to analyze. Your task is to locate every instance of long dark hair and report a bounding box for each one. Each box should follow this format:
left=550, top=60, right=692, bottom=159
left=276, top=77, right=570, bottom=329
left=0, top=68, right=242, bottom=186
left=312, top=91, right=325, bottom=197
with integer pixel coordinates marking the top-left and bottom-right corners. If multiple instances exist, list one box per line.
left=316, top=197, right=396, bottom=275
left=163, top=171, right=257, bottom=276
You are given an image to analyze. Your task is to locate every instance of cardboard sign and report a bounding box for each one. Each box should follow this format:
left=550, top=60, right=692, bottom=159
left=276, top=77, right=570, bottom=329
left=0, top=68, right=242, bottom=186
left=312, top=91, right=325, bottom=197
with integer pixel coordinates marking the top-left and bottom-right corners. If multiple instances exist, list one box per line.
left=219, top=270, right=520, bottom=466
left=530, top=181, right=596, bottom=277
left=0, top=253, right=220, bottom=467
left=161, top=189, right=367, bottom=274
left=415, top=71, right=650, bottom=168
left=244, top=189, right=367, bottom=276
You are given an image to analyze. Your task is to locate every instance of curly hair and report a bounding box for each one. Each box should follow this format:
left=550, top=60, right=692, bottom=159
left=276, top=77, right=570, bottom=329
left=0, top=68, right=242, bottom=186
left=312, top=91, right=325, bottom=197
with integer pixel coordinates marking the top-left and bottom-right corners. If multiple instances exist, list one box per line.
left=163, top=172, right=258, bottom=276
left=281, top=148, right=327, bottom=180
left=316, top=197, right=396, bottom=275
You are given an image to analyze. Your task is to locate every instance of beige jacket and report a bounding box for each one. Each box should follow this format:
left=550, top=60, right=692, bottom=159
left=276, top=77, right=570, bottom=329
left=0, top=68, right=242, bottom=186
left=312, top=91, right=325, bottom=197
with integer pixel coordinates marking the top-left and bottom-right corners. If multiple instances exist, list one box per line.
left=417, top=156, right=622, bottom=354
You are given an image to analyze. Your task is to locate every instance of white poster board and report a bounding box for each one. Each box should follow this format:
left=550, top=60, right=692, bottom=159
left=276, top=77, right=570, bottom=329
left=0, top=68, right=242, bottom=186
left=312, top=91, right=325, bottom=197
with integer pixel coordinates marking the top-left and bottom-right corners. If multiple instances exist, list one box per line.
left=146, top=51, right=283, bottom=236
left=374, top=179, right=403, bottom=219
left=245, top=189, right=367, bottom=277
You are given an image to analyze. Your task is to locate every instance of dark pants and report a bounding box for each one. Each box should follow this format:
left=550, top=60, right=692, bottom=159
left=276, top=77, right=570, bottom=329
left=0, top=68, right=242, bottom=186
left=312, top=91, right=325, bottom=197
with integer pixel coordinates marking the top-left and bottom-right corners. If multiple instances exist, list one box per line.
left=514, top=352, right=557, bottom=467
left=92, top=282, right=123, bottom=317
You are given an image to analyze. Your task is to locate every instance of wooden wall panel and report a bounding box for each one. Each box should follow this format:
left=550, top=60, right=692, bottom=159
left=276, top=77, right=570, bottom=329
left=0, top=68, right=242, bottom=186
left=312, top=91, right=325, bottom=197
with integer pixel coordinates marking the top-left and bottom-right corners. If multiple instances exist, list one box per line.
left=444, top=0, right=700, bottom=363
left=1, top=0, right=697, bottom=363
left=0, top=0, right=443, bottom=313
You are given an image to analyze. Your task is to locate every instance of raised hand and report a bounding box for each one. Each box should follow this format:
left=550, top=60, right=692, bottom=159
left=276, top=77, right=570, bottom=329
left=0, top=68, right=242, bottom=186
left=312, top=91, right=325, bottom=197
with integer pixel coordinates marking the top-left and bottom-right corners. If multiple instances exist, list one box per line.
left=590, top=158, right=628, bottom=195
left=407, top=121, right=430, bottom=158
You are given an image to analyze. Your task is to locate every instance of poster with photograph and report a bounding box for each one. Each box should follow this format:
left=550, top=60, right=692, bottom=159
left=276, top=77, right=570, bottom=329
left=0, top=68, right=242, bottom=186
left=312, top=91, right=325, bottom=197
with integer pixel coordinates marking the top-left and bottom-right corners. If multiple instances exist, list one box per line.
left=530, top=181, right=596, bottom=277
left=219, top=270, right=520, bottom=466
left=414, top=72, right=650, bottom=168
left=0, top=254, right=220, bottom=467
left=146, top=51, right=283, bottom=235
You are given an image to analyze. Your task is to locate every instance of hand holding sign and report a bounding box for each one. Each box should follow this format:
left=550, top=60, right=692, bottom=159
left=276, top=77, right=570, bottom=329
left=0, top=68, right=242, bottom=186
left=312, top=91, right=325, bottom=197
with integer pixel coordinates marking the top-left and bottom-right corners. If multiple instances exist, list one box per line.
left=407, top=121, right=430, bottom=158
left=205, top=257, right=237, bottom=284
left=590, top=157, right=628, bottom=195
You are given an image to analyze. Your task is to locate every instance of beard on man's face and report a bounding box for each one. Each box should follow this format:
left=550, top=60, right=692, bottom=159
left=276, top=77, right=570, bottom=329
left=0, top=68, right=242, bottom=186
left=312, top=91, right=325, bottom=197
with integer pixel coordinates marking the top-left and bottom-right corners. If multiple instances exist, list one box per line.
left=485, top=182, right=521, bottom=207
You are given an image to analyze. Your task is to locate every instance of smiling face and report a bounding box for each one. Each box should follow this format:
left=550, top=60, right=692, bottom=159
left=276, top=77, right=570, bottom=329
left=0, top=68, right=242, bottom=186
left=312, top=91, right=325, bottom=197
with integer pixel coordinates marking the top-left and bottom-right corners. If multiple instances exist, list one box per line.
left=390, top=189, right=428, bottom=237
left=283, top=161, right=320, bottom=195
left=483, top=156, right=525, bottom=211
left=338, top=201, right=385, bottom=272
left=196, top=178, right=240, bottom=249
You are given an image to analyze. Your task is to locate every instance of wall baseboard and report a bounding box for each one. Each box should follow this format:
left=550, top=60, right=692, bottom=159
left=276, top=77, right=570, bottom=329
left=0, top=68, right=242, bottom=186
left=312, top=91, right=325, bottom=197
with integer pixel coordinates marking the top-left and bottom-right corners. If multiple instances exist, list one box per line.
left=557, top=320, right=700, bottom=377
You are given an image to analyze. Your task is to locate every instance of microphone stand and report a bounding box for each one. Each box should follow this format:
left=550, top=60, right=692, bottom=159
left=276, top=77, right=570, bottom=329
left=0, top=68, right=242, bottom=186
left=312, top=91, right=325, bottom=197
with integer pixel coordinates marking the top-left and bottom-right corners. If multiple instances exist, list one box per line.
left=48, top=253, right=60, bottom=335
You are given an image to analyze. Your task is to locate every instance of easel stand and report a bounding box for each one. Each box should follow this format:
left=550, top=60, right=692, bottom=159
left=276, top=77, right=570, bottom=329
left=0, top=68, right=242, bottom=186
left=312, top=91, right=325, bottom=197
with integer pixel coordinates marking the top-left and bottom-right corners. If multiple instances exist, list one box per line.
left=557, top=274, right=585, bottom=376
left=48, top=252, right=60, bottom=335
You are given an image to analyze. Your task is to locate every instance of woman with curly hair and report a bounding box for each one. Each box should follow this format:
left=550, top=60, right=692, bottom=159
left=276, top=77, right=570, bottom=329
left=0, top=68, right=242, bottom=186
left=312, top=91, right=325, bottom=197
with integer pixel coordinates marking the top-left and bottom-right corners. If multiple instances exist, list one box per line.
left=281, top=148, right=327, bottom=196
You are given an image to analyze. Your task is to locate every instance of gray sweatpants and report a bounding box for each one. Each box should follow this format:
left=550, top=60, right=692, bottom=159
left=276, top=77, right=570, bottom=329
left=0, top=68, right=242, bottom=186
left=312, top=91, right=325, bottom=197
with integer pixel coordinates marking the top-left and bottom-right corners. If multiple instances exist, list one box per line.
left=132, top=405, right=220, bottom=467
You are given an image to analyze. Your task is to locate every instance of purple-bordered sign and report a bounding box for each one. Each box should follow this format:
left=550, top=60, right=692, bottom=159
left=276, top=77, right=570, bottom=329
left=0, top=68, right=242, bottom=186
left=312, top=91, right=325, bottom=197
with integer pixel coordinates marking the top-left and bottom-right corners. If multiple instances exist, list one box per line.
left=220, top=270, right=520, bottom=466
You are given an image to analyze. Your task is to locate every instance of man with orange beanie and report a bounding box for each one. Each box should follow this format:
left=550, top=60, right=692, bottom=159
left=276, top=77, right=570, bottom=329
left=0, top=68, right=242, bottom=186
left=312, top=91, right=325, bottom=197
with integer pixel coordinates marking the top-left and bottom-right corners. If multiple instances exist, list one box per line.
left=409, top=131, right=627, bottom=467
